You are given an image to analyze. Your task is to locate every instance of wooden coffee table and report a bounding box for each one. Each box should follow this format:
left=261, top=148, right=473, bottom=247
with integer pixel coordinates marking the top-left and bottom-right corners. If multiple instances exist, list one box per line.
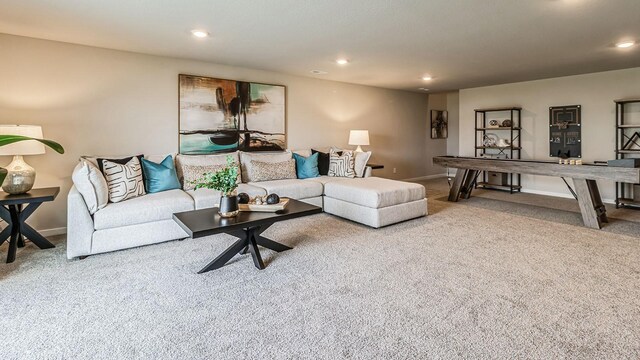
left=173, top=199, right=322, bottom=273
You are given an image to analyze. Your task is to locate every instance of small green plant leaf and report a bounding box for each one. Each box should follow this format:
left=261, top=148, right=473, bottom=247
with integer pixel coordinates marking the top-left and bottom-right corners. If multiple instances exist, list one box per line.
left=0, top=135, right=65, bottom=154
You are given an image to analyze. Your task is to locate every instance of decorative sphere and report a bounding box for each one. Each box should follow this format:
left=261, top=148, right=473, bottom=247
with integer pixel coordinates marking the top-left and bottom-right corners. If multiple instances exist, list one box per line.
left=237, top=192, right=250, bottom=204
left=266, top=193, right=280, bottom=205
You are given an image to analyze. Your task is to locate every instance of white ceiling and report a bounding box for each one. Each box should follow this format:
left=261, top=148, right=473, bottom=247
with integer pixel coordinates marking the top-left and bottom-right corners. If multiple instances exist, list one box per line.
left=0, top=0, right=639, bottom=92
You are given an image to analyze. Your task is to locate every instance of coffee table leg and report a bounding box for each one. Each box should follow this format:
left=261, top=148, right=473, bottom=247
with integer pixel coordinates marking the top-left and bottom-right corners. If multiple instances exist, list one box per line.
left=198, top=238, right=247, bottom=274
left=255, top=235, right=292, bottom=252
left=247, top=229, right=265, bottom=270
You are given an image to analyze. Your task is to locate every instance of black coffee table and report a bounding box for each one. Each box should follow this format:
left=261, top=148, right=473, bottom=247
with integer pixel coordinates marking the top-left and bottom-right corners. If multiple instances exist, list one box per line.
left=173, top=199, right=322, bottom=273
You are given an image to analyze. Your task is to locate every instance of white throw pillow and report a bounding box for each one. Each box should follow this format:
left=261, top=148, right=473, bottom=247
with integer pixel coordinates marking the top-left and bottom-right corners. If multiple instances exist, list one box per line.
left=328, top=149, right=356, bottom=178
left=354, top=151, right=372, bottom=178
left=102, top=157, right=146, bottom=203
left=71, top=160, right=109, bottom=214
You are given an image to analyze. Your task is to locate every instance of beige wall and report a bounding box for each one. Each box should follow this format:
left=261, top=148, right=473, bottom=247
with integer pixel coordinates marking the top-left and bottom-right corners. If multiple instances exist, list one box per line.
left=425, top=93, right=448, bottom=177
left=457, top=67, right=640, bottom=201
left=0, top=34, right=433, bottom=231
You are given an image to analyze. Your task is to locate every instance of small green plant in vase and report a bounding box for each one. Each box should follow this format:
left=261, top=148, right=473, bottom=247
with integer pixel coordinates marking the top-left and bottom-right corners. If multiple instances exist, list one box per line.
left=192, top=155, right=240, bottom=218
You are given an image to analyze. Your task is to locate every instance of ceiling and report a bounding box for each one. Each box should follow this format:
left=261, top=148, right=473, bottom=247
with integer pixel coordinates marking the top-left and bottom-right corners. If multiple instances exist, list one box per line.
left=0, top=0, right=639, bottom=92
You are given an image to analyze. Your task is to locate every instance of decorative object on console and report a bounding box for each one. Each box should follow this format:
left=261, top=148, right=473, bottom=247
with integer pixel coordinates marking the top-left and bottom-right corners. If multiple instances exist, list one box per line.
left=348, top=130, right=370, bottom=152
left=192, top=155, right=240, bottom=218
left=102, top=157, right=146, bottom=203
left=430, top=110, right=448, bottom=139
left=496, top=138, right=511, bottom=148
left=178, top=74, right=286, bottom=155
left=549, top=105, right=581, bottom=158
left=488, top=119, right=500, bottom=128
left=292, top=152, right=320, bottom=179
left=141, top=155, right=181, bottom=193
left=0, top=125, right=65, bottom=195
left=328, top=149, right=356, bottom=178
left=501, top=119, right=512, bottom=127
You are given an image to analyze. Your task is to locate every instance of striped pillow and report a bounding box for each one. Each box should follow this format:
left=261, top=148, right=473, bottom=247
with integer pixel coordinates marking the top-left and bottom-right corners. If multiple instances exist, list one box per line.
left=102, top=157, right=146, bottom=203
left=328, top=149, right=356, bottom=178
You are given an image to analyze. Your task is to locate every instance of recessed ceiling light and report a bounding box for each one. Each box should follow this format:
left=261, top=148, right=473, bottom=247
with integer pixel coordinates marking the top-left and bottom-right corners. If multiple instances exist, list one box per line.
left=422, top=76, right=433, bottom=81
left=191, top=29, right=210, bottom=38
left=310, top=70, right=328, bottom=75
left=616, top=41, right=635, bottom=48
left=336, top=58, right=350, bottom=65
left=418, top=88, right=429, bottom=91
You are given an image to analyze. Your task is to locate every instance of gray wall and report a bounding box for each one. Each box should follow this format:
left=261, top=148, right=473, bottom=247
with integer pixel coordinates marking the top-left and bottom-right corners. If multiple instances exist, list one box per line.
left=0, top=34, right=438, bottom=232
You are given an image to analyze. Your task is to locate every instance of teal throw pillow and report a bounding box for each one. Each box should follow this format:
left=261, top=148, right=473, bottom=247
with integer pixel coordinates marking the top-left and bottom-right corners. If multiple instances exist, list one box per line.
left=293, top=153, right=320, bottom=179
left=141, top=155, right=181, bottom=193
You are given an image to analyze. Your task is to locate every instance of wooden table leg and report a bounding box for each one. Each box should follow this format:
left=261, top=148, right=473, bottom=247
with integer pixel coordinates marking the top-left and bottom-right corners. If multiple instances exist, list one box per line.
left=460, top=169, right=478, bottom=200
left=448, top=168, right=468, bottom=202
left=573, top=178, right=607, bottom=229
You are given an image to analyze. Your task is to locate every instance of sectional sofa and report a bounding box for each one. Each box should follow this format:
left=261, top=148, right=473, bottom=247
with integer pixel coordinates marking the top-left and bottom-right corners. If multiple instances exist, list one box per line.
left=67, top=149, right=427, bottom=259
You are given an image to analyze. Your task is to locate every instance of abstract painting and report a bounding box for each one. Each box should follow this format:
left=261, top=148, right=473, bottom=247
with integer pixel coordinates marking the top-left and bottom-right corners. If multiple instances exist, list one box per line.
left=431, top=110, right=448, bottom=139
left=179, top=74, right=286, bottom=154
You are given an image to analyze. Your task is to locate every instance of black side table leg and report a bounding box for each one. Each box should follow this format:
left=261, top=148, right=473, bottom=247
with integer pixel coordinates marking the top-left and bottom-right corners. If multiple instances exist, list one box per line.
left=7, top=205, right=21, bottom=263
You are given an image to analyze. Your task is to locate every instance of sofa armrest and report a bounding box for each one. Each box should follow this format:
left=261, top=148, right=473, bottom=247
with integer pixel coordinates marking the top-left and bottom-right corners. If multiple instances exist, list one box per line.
left=363, top=166, right=373, bottom=178
left=67, top=185, right=95, bottom=259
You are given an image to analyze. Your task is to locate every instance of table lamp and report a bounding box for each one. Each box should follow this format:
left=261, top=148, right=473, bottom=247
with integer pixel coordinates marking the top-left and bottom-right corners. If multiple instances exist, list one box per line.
left=348, top=130, right=370, bottom=152
left=0, top=125, right=46, bottom=194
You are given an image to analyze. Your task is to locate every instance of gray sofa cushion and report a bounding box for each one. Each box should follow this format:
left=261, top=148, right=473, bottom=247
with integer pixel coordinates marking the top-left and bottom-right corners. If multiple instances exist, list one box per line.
left=249, top=179, right=323, bottom=199
left=186, top=183, right=267, bottom=210
left=93, top=189, right=194, bottom=230
left=324, top=177, right=426, bottom=208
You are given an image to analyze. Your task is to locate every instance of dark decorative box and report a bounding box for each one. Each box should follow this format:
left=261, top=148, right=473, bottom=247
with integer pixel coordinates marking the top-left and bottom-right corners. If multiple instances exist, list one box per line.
left=607, top=158, right=640, bottom=168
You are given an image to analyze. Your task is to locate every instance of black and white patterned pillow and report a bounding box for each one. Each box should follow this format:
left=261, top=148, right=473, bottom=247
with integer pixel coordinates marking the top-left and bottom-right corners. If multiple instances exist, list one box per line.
left=102, top=157, right=146, bottom=203
left=328, top=149, right=356, bottom=178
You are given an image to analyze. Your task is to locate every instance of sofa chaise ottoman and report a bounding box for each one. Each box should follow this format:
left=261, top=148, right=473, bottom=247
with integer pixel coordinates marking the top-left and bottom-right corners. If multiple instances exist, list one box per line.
left=323, top=177, right=427, bottom=228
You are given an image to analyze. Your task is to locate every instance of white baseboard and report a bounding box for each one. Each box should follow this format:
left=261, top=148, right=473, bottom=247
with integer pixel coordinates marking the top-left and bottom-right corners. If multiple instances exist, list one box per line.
left=39, top=227, right=67, bottom=236
left=404, top=173, right=447, bottom=182
left=520, top=188, right=615, bottom=204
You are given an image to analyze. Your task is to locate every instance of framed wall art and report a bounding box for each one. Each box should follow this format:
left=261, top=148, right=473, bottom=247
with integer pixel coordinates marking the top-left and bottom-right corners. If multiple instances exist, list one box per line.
left=431, top=110, right=448, bottom=139
left=179, top=74, right=286, bottom=154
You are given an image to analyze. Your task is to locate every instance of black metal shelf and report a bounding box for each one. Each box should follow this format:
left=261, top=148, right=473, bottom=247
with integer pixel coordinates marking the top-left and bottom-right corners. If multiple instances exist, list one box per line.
left=615, top=98, right=640, bottom=209
left=476, top=182, right=523, bottom=192
left=474, top=108, right=522, bottom=194
left=476, top=146, right=522, bottom=150
left=476, top=127, right=522, bottom=131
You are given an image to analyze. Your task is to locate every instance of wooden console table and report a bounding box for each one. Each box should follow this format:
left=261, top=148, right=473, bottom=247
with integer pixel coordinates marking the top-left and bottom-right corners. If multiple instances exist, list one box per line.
left=433, top=156, right=640, bottom=230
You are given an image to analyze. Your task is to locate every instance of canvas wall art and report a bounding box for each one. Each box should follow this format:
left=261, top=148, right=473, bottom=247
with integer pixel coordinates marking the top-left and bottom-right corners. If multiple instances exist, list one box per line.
left=431, top=110, right=448, bottom=139
left=179, top=74, right=286, bottom=154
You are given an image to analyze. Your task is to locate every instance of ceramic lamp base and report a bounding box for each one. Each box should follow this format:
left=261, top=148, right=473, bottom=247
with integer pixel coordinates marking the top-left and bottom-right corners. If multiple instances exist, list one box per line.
left=2, top=155, right=36, bottom=194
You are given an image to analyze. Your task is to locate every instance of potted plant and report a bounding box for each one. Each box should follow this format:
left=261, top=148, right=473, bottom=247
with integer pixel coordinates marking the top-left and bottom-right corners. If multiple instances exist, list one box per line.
left=192, top=155, right=240, bottom=218
left=0, top=134, right=64, bottom=189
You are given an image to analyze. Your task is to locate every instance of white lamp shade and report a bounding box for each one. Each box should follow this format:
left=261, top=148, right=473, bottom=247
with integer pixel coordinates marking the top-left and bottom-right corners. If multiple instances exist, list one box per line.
left=0, top=125, right=46, bottom=155
left=348, top=130, right=370, bottom=146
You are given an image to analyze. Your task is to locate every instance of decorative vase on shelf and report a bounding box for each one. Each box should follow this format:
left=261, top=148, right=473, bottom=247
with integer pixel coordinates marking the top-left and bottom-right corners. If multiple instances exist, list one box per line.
left=219, top=192, right=239, bottom=218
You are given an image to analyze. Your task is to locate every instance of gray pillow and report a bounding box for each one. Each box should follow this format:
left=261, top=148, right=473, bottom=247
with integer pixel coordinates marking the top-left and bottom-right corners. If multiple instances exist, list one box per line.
left=249, top=159, right=297, bottom=182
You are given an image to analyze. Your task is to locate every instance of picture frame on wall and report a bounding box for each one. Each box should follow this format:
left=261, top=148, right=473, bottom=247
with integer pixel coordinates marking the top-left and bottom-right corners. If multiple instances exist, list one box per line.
left=431, top=110, right=448, bottom=139
left=178, top=74, right=286, bottom=155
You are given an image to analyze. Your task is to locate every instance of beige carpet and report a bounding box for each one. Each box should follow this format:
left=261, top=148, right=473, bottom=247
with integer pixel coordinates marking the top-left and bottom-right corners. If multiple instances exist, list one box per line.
left=1, top=179, right=640, bottom=359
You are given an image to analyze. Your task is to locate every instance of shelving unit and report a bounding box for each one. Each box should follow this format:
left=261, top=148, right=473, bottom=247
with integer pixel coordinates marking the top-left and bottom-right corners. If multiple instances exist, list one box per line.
left=615, top=98, right=640, bottom=209
left=474, top=107, right=522, bottom=193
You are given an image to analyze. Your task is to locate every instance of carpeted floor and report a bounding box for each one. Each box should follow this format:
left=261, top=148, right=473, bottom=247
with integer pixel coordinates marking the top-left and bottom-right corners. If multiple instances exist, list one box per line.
left=2, top=178, right=640, bottom=359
